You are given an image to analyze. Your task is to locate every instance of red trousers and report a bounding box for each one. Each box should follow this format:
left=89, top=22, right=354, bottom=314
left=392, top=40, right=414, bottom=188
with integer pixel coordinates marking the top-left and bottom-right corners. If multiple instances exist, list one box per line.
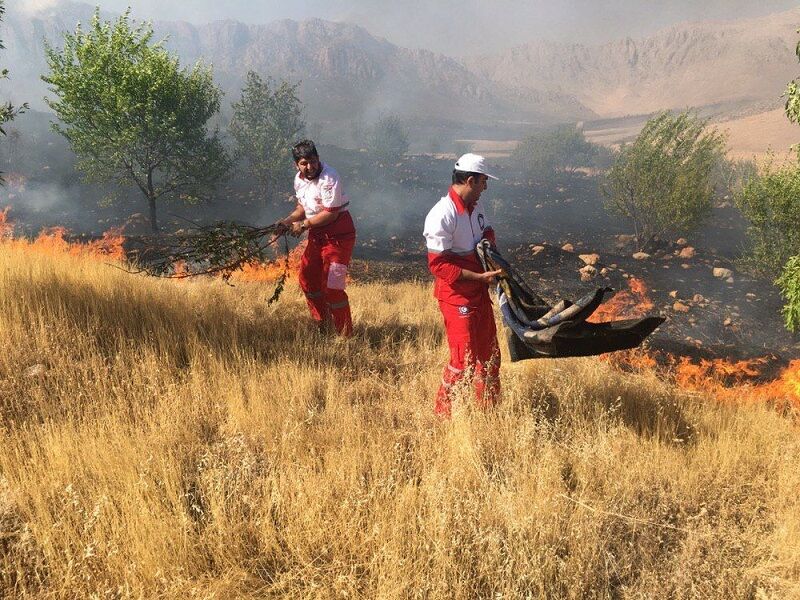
left=435, top=298, right=501, bottom=417
left=298, top=233, right=356, bottom=336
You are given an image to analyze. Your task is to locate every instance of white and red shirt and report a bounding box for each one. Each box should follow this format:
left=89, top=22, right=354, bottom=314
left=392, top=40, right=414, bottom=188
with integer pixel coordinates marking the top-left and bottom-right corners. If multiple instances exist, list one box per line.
left=294, top=162, right=355, bottom=240
left=423, top=187, right=495, bottom=306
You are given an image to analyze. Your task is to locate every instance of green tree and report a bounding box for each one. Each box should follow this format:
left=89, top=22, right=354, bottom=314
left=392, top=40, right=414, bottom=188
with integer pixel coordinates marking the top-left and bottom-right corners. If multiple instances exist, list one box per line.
left=42, top=10, right=231, bottom=232
left=777, top=33, right=800, bottom=331
left=511, top=124, right=600, bottom=180
left=229, top=72, right=304, bottom=203
left=0, top=0, right=28, bottom=183
left=366, top=115, right=409, bottom=166
left=735, top=155, right=800, bottom=278
left=603, top=111, right=726, bottom=250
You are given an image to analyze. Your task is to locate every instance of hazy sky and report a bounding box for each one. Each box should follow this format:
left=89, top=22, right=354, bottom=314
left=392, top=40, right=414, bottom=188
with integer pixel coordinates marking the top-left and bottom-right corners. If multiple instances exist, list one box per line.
left=19, top=0, right=800, bottom=55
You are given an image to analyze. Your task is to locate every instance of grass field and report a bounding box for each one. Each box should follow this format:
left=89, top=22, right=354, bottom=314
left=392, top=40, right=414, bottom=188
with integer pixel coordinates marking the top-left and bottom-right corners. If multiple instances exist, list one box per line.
left=0, top=242, right=799, bottom=598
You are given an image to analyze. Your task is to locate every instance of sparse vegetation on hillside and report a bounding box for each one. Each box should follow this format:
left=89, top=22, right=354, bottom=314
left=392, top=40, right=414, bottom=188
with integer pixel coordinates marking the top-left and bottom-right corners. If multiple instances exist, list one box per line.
left=229, top=71, right=305, bottom=204
left=42, top=10, right=231, bottom=232
left=603, top=111, right=726, bottom=250
left=0, top=243, right=798, bottom=598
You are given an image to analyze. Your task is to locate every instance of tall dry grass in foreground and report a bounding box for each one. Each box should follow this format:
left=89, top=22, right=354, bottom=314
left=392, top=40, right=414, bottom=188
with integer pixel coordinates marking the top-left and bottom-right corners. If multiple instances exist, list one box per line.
left=0, top=243, right=798, bottom=599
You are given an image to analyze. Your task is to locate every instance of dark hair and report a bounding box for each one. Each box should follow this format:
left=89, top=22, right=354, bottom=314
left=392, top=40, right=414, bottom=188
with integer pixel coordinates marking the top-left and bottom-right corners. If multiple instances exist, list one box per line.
left=452, top=169, right=484, bottom=185
left=292, top=140, right=319, bottom=162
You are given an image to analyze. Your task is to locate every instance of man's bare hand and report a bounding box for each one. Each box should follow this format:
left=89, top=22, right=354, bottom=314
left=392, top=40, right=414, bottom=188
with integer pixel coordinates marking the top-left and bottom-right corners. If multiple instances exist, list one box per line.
left=477, top=269, right=503, bottom=285
left=289, top=221, right=306, bottom=237
left=461, top=268, right=503, bottom=285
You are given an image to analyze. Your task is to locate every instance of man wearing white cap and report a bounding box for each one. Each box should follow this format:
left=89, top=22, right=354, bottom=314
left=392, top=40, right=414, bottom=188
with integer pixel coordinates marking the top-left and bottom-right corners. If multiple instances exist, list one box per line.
left=423, top=153, right=503, bottom=417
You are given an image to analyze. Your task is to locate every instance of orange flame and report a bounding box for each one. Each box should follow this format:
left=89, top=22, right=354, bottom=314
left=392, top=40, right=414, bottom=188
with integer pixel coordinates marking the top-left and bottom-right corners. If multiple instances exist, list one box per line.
left=0, top=208, right=304, bottom=283
left=0, top=207, right=13, bottom=239
left=230, top=241, right=305, bottom=283
left=610, top=350, right=800, bottom=410
left=172, top=260, right=189, bottom=278
left=604, top=347, right=658, bottom=371
left=0, top=209, right=126, bottom=263
left=589, top=277, right=654, bottom=322
left=673, top=356, right=766, bottom=390
left=27, top=226, right=126, bottom=261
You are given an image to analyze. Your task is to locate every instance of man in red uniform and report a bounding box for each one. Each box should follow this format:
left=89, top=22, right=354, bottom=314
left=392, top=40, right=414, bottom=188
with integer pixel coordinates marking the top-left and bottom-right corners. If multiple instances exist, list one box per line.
left=279, top=140, right=356, bottom=336
left=423, top=153, right=503, bottom=417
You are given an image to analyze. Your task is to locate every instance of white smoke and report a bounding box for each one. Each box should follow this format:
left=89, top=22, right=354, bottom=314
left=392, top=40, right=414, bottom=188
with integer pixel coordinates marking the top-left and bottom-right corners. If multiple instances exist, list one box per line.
left=17, top=0, right=62, bottom=16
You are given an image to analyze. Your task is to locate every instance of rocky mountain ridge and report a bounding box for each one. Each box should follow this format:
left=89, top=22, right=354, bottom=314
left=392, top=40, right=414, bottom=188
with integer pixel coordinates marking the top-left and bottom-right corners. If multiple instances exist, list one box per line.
left=0, top=2, right=589, bottom=127
left=467, top=8, right=800, bottom=117
left=1, top=1, right=799, bottom=128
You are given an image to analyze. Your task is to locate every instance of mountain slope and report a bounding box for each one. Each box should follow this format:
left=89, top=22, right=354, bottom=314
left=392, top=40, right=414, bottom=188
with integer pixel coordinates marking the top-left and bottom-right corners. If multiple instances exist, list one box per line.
left=469, top=8, right=800, bottom=117
left=0, top=2, right=590, bottom=125
left=2, top=2, right=799, bottom=130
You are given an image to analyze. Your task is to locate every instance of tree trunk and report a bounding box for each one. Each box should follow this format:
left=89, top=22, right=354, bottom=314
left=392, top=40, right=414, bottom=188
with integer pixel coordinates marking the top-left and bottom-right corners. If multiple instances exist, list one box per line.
left=147, top=170, right=159, bottom=233
left=147, top=195, right=159, bottom=233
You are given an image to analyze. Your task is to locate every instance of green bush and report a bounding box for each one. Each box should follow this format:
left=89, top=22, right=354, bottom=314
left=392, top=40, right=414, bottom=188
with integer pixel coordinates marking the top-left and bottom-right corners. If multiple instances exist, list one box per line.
left=735, top=154, right=800, bottom=277
left=711, top=156, right=757, bottom=200
left=0, top=1, right=28, bottom=183
left=603, top=111, right=726, bottom=250
left=511, top=124, right=600, bottom=180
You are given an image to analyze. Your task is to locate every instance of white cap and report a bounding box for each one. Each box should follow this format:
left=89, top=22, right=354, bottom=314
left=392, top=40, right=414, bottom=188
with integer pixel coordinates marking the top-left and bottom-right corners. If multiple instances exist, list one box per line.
left=454, top=153, right=498, bottom=180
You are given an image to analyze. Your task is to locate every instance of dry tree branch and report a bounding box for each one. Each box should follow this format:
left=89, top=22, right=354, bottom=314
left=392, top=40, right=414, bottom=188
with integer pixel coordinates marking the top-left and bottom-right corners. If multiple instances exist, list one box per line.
left=125, top=219, right=293, bottom=304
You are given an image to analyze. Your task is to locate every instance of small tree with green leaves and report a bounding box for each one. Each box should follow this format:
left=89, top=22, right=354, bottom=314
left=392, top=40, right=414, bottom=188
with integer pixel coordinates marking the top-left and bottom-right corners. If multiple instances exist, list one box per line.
left=366, top=115, right=409, bottom=166
left=229, top=72, right=304, bottom=203
left=512, top=124, right=600, bottom=180
left=777, top=32, right=800, bottom=331
left=43, top=10, right=231, bottom=232
left=603, top=111, right=726, bottom=250
left=0, top=0, right=28, bottom=183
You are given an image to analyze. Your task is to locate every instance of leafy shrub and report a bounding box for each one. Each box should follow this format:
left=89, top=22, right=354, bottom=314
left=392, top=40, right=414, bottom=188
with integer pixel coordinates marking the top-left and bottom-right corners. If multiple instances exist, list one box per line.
left=711, top=156, right=758, bottom=200
left=511, top=124, right=602, bottom=180
left=735, top=153, right=800, bottom=277
left=603, top=111, right=726, bottom=249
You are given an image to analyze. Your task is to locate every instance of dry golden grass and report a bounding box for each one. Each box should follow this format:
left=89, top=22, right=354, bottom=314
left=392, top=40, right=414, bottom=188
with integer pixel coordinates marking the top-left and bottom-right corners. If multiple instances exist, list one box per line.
left=0, top=243, right=799, bottom=598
